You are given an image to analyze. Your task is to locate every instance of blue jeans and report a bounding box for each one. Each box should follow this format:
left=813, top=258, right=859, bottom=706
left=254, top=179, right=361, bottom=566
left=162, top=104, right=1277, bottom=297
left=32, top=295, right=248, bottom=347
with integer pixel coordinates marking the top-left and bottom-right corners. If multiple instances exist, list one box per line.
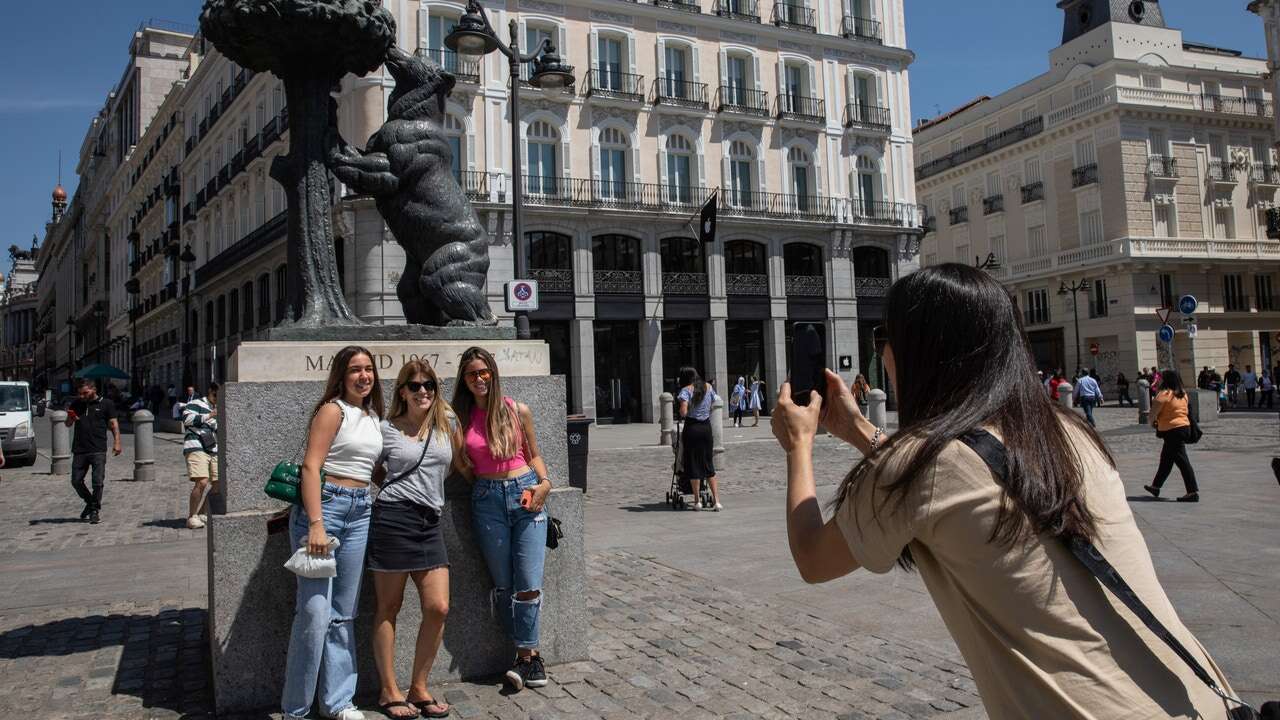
left=1080, top=397, right=1097, bottom=426
left=471, top=471, right=547, bottom=650
left=281, top=483, right=372, bottom=718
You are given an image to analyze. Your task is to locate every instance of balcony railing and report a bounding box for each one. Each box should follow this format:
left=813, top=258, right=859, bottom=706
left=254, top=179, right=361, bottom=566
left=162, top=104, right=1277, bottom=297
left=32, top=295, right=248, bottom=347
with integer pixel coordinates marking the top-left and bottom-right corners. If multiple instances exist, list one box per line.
left=848, top=200, right=924, bottom=227
left=1250, top=164, right=1280, bottom=186
left=196, top=189, right=207, bottom=210
left=784, top=274, right=825, bottom=297
left=844, top=103, right=890, bottom=131
left=516, top=175, right=711, bottom=213
left=424, top=48, right=481, bottom=84
left=593, top=269, right=643, bottom=294
left=949, top=206, right=968, bottom=225
left=662, top=271, right=710, bottom=295
left=1223, top=294, right=1251, bottom=312
left=982, top=195, right=1004, bottom=215
left=1146, top=155, right=1177, bottom=178
left=1071, top=163, right=1098, bottom=188
left=715, top=86, right=770, bottom=116
left=456, top=169, right=487, bottom=201
left=726, top=272, right=768, bottom=295
left=841, top=15, right=882, bottom=42
left=713, top=0, right=760, bottom=22
left=655, top=0, right=702, bottom=10
left=652, top=78, right=710, bottom=109
left=586, top=69, right=646, bottom=102
left=261, top=117, right=280, bottom=144
left=1023, top=309, right=1051, bottom=326
left=855, top=276, right=891, bottom=297
left=775, top=94, right=824, bottom=123
left=1200, top=94, right=1273, bottom=118
left=771, top=1, right=816, bottom=31
left=722, top=190, right=840, bottom=222
left=917, top=116, right=1044, bottom=181
left=1207, top=160, right=1236, bottom=184
left=1021, top=181, right=1044, bottom=203
left=528, top=268, right=573, bottom=294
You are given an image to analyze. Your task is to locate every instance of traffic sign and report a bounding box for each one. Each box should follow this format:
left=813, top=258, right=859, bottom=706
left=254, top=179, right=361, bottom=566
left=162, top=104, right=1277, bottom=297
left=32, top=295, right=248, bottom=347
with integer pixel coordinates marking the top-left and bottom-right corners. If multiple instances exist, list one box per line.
left=1155, top=306, right=1172, bottom=325
left=1178, top=294, right=1198, bottom=316
left=1188, top=324, right=1198, bottom=338
left=1089, top=342, right=1099, bottom=356
left=1158, top=324, right=1175, bottom=343
left=504, top=280, right=539, bottom=312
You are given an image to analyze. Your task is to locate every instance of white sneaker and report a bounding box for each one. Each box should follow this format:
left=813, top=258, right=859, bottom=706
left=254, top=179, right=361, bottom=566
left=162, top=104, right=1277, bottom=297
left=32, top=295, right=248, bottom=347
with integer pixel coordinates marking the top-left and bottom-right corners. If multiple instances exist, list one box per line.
left=327, top=708, right=366, bottom=720
left=198, top=514, right=208, bottom=523
left=186, top=516, right=205, bottom=529
left=713, top=502, right=723, bottom=511
left=691, top=501, right=702, bottom=511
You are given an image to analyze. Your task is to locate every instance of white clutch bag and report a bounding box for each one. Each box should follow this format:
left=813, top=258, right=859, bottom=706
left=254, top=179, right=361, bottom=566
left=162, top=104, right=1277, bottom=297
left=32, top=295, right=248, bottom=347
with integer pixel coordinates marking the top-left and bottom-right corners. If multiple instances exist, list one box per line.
left=284, top=537, right=341, bottom=578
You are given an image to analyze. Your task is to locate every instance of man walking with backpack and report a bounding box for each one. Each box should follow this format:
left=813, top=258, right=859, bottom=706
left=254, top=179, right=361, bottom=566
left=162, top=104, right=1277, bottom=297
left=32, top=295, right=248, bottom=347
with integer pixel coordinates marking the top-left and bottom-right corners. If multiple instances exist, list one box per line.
left=1073, top=368, right=1104, bottom=428
left=182, top=383, right=218, bottom=529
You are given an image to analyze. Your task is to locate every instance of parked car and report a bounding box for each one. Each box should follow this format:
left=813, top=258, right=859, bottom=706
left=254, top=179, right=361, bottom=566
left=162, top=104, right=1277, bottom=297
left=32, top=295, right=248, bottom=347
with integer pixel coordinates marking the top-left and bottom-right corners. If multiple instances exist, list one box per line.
left=0, top=381, right=37, bottom=466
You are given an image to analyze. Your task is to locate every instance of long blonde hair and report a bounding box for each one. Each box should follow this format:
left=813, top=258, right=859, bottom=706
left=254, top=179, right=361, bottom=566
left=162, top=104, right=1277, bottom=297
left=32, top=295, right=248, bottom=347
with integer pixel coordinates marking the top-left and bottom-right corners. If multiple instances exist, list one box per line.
left=450, top=346, right=520, bottom=464
left=389, top=360, right=458, bottom=450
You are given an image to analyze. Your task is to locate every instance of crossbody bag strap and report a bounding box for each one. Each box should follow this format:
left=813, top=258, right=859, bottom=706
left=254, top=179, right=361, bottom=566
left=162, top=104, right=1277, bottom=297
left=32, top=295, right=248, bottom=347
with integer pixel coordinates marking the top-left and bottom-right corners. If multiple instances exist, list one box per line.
left=381, top=424, right=433, bottom=494
left=956, top=429, right=1251, bottom=713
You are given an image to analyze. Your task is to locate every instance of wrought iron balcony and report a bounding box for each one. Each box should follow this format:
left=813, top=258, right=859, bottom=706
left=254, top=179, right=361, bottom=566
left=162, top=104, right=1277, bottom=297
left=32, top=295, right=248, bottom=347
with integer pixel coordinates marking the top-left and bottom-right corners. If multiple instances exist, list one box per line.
left=714, top=0, right=760, bottom=21
left=775, top=94, right=824, bottom=123
left=1200, top=94, right=1273, bottom=118
left=261, top=117, right=280, bottom=144
left=1250, top=164, right=1280, bottom=186
left=512, top=175, right=713, bottom=213
left=231, top=151, right=245, bottom=174
left=655, top=0, right=701, bottom=12
left=1071, top=163, right=1098, bottom=188
left=245, top=134, right=262, bottom=161
left=948, top=206, right=968, bottom=225
left=459, top=170, right=488, bottom=201
left=772, top=1, right=816, bottom=31
left=1207, top=160, right=1236, bottom=184
left=218, top=165, right=231, bottom=188
left=855, top=276, right=890, bottom=297
left=722, top=190, right=840, bottom=222
left=982, top=194, right=1004, bottom=215
left=652, top=78, right=710, bottom=109
left=715, top=86, right=770, bottom=116
left=662, top=271, right=710, bottom=295
left=844, top=103, right=890, bottom=131
left=848, top=200, right=924, bottom=227
left=593, top=269, right=643, bottom=294
left=1147, top=155, right=1177, bottom=178
left=196, top=189, right=207, bottom=210
left=841, top=15, right=882, bottom=43
left=1021, top=181, right=1044, bottom=203
left=726, top=272, right=769, bottom=296
left=917, top=116, right=1044, bottom=181
left=784, top=274, right=825, bottom=297
left=424, top=48, right=481, bottom=84
left=529, top=268, right=573, bottom=294
left=586, top=69, right=646, bottom=102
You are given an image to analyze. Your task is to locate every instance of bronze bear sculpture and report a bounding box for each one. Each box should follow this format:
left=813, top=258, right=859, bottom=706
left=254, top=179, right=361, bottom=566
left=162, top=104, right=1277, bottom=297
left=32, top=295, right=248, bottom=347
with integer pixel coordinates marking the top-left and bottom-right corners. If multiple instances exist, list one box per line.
left=329, top=46, right=497, bottom=326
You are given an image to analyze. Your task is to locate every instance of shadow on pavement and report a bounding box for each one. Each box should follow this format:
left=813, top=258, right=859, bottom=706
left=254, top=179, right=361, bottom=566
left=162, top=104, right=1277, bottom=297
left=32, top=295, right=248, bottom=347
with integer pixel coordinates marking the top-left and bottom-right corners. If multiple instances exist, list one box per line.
left=142, top=518, right=191, bottom=530
left=28, top=517, right=86, bottom=525
left=618, top=502, right=677, bottom=513
left=1125, top=496, right=1165, bottom=503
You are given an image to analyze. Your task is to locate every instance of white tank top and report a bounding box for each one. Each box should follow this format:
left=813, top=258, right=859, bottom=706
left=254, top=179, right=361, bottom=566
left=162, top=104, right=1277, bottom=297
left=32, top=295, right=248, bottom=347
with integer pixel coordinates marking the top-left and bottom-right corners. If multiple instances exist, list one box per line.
left=321, top=399, right=382, bottom=482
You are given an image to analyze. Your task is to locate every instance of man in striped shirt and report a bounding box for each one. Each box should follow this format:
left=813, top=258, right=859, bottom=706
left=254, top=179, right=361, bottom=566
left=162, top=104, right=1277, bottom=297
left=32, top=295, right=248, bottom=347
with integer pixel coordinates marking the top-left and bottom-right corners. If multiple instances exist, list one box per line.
left=182, top=383, right=218, bottom=529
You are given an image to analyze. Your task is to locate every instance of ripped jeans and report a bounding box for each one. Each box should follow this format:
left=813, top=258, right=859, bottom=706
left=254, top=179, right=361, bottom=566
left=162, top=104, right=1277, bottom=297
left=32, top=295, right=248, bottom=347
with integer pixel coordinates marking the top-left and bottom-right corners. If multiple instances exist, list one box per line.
left=471, top=471, right=547, bottom=650
left=282, top=483, right=371, bottom=718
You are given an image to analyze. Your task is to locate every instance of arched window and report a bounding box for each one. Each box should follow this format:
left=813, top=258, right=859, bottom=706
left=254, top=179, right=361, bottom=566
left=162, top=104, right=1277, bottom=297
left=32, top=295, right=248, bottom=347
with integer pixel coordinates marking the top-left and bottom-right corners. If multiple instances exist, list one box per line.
left=599, top=127, right=629, bottom=200
left=853, top=246, right=890, bottom=278
left=854, top=155, right=881, bottom=216
left=729, top=140, right=755, bottom=208
left=725, top=239, right=767, bottom=275
left=527, top=120, right=559, bottom=195
left=216, top=295, right=226, bottom=339
left=659, top=237, right=704, bottom=273
left=666, top=134, right=695, bottom=203
left=787, top=146, right=813, bottom=211
left=527, top=231, right=572, bottom=270
left=257, top=273, right=270, bottom=327
left=592, top=233, right=643, bottom=294
left=228, top=289, right=240, bottom=336
left=205, top=300, right=214, bottom=341
left=241, top=281, right=254, bottom=330
left=445, top=113, right=465, bottom=183
left=784, top=243, right=823, bottom=276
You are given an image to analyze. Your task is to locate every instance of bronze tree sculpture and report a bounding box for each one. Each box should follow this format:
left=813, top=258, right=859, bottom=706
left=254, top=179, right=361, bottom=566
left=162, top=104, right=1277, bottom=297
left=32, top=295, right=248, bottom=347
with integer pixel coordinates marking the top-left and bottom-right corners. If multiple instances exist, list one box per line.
left=200, top=0, right=395, bottom=328
left=329, top=47, right=497, bottom=326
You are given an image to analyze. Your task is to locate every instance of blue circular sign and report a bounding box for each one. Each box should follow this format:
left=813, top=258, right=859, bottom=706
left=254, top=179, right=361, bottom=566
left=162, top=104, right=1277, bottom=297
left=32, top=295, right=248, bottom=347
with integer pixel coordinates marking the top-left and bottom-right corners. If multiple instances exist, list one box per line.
left=1178, top=294, right=1197, bottom=315
left=1158, top=324, right=1175, bottom=343
left=514, top=282, right=533, bottom=302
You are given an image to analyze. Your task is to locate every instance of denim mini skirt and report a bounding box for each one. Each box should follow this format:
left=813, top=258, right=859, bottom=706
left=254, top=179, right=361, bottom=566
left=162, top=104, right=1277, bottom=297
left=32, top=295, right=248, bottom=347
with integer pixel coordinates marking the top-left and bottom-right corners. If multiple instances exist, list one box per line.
left=366, top=500, right=449, bottom=573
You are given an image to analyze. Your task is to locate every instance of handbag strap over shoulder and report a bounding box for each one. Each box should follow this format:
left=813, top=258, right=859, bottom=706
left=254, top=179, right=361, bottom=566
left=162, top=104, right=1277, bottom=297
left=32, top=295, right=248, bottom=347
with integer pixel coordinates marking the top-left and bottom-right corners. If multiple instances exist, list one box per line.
left=956, top=429, right=1253, bottom=715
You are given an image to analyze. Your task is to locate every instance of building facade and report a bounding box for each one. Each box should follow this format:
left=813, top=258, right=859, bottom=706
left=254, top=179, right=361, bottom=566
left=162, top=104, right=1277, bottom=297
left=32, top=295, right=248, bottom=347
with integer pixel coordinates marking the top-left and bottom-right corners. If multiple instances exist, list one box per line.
left=914, top=0, right=1280, bottom=388
left=0, top=241, right=40, bottom=382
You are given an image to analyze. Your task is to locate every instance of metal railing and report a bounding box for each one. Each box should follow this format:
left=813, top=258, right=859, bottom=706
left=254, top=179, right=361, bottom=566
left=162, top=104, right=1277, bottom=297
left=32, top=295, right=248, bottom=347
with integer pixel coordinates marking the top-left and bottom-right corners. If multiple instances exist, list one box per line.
left=849, top=200, right=923, bottom=226
left=1147, top=155, right=1177, bottom=178
left=771, top=1, right=816, bottom=31
left=855, top=276, right=891, bottom=297
left=722, top=190, right=840, bottom=222
left=841, top=15, right=882, bottom=42
left=1071, top=163, right=1098, bottom=188
left=1207, top=160, right=1236, bottom=183
left=726, top=272, right=769, bottom=295
left=775, top=94, right=824, bottom=122
left=714, top=0, right=760, bottom=21
left=424, top=48, right=481, bottom=83
left=1250, top=164, right=1280, bottom=185
left=593, top=269, right=643, bottom=294
left=949, top=206, right=968, bottom=225
left=662, top=271, right=709, bottom=295
left=715, top=86, right=770, bottom=116
left=784, top=274, right=825, bottom=297
left=459, top=170, right=488, bottom=201
left=844, top=103, right=890, bottom=130
left=916, top=116, right=1044, bottom=181
left=528, top=268, right=573, bottom=293
left=982, top=195, right=1004, bottom=215
left=1021, top=181, right=1043, bottom=203
left=586, top=69, right=646, bottom=101
left=655, top=0, right=702, bottom=12
left=1200, top=94, right=1273, bottom=118
left=515, top=175, right=711, bottom=212
left=652, top=77, right=710, bottom=109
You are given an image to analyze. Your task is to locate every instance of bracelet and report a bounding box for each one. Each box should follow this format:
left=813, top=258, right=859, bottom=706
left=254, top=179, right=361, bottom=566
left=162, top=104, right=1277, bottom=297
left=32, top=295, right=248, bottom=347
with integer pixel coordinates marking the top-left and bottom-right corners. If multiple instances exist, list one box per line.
left=869, top=428, right=884, bottom=452
left=308, top=517, right=323, bottom=526
left=538, top=477, right=551, bottom=486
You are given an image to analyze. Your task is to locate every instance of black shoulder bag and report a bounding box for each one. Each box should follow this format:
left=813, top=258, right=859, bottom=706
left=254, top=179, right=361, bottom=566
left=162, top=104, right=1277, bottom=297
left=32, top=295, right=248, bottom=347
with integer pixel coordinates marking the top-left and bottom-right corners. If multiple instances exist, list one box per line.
left=957, top=429, right=1278, bottom=720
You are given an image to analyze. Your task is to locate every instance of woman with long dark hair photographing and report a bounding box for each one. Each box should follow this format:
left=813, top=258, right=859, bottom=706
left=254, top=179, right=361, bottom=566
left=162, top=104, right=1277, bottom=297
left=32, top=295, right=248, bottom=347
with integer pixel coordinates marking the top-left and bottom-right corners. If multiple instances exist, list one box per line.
left=771, top=264, right=1238, bottom=719
left=451, top=347, right=552, bottom=692
left=283, top=346, right=384, bottom=720
left=677, top=366, right=722, bottom=510
left=1143, top=369, right=1199, bottom=502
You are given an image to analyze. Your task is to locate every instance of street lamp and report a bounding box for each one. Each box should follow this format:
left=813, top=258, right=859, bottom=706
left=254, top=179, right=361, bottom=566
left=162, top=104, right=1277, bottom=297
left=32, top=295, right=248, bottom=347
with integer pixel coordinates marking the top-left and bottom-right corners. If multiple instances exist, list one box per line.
left=179, top=244, right=196, bottom=388
left=446, top=1, right=575, bottom=340
left=1058, top=278, right=1089, bottom=373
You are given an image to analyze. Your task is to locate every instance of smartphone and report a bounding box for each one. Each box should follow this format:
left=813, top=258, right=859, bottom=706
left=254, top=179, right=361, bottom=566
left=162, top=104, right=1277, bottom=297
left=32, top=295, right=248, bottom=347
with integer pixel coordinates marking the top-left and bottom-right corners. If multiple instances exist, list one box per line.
left=789, top=322, right=826, bottom=407
left=520, top=488, right=534, bottom=509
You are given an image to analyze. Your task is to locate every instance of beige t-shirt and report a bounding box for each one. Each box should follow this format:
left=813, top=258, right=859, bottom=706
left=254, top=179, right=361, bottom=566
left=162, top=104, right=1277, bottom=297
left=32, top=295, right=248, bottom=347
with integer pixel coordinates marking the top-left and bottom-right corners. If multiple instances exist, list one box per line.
left=835, top=425, right=1235, bottom=720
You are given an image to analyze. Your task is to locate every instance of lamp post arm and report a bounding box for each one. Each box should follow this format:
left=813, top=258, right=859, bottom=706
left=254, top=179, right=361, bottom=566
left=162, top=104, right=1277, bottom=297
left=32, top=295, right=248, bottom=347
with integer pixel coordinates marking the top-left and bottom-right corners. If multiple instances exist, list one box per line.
left=466, top=1, right=549, bottom=65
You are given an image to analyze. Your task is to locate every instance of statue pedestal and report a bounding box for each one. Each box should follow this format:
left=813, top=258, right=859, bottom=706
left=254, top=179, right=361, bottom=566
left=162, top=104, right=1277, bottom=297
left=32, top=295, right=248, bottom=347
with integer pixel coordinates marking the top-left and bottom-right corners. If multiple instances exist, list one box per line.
left=228, top=338, right=550, bottom=383
left=207, top=340, right=586, bottom=714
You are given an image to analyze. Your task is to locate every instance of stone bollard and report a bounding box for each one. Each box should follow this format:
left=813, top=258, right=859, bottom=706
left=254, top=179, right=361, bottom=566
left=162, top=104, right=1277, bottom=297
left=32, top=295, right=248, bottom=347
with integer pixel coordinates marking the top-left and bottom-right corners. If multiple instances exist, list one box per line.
left=1137, top=379, right=1151, bottom=424
left=711, top=395, right=725, bottom=469
left=1057, top=383, right=1075, bottom=411
left=867, top=389, right=887, bottom=429
left=49, top=410, right=70, bottom=474
left=658, top=392, right=675, bottom=446
left=132, top=410, right=155, bottom=482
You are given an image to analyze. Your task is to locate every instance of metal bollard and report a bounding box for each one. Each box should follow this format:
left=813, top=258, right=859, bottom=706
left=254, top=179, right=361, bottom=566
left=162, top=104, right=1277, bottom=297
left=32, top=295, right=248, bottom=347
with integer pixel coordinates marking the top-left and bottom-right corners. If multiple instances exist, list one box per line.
left=49, top=410, right=71, bottom=474
left=867, top=389, right=887, bottom=428
left=1137, top=379, right=1151, bottom=425
left=132, top=410, right=155, bottom=482
left=658, top=392, right=674, bottom=446
left=1057, top=383, right=1075, bottom=411
left=711, top=395, right=725, bottom=469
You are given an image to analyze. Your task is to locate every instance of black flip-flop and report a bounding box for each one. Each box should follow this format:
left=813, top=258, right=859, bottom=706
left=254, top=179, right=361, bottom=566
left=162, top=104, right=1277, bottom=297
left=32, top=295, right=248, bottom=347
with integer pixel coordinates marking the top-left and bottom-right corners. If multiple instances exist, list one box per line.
left=411, top=697, right=450, bottom=718
left=378, top=700, right=420, bottom=719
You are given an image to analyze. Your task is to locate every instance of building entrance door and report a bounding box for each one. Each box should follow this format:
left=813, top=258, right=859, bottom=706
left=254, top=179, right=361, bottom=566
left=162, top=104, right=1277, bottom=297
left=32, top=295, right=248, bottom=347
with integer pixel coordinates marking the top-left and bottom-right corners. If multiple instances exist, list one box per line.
left=662, top=320, right=706, bottom=395
left=725, top=320, right=767, bottom=413
left=530, top=320, right=573, bottom=413
left=594, top=321, right=642, bottom=424
left=1027, top=328, right=1066, bottom=375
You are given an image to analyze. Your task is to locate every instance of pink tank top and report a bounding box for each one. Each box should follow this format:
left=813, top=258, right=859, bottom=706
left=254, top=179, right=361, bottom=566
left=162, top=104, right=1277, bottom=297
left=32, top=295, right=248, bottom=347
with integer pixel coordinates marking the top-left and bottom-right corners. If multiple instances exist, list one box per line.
left=464, top=398, right=527, bottom=475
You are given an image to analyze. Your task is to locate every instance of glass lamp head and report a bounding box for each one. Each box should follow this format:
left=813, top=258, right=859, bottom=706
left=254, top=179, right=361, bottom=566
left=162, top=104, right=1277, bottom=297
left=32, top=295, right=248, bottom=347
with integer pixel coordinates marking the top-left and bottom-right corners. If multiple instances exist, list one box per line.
left=445, top=9, right=497, bottom=56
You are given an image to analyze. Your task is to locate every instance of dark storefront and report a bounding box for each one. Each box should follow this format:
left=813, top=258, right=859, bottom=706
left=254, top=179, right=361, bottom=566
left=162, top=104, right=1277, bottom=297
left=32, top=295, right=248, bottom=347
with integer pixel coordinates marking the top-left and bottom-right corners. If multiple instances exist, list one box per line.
left=526, top=231, right=575, bottom=411
left=592, top=234, right=644, bottom=423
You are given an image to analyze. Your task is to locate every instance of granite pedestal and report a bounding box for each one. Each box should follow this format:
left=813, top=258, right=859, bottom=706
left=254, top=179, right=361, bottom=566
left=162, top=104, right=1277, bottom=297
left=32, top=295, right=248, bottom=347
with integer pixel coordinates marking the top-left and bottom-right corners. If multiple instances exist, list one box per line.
left=208, top=369, right=586, bottom=714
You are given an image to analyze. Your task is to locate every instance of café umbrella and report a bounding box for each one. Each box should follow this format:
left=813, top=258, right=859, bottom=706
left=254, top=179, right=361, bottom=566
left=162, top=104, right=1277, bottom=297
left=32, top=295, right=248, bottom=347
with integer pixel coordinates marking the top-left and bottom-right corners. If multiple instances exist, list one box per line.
left=72, top=363, right=130, bottom=380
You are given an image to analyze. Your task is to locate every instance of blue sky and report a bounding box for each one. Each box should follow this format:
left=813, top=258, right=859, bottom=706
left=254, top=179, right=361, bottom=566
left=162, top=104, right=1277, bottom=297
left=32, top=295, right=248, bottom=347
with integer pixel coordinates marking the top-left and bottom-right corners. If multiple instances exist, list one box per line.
left=0, top=1, right=1268, bottom=252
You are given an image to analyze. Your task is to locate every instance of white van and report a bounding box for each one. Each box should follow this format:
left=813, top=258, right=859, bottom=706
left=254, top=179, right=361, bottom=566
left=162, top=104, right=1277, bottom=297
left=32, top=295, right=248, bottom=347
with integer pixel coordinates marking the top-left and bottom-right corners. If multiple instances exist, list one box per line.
left=0, top=381, right=36, bottom=466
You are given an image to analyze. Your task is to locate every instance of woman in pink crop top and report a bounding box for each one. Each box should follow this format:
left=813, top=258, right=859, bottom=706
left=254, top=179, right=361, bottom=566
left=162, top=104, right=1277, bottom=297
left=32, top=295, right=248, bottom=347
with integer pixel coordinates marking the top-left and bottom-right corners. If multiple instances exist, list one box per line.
left=451, top=346, right=553, bottom=693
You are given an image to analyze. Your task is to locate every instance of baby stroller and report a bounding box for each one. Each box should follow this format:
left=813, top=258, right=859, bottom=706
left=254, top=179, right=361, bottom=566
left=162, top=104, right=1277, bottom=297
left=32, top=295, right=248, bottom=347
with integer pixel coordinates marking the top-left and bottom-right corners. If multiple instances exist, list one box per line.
left=665, top=418, right=715, bottom=510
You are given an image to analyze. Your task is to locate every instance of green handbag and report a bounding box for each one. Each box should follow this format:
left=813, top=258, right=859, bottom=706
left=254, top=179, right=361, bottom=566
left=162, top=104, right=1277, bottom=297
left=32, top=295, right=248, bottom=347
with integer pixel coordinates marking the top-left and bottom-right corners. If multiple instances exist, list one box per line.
left=264, top=402, right=339, bottom=505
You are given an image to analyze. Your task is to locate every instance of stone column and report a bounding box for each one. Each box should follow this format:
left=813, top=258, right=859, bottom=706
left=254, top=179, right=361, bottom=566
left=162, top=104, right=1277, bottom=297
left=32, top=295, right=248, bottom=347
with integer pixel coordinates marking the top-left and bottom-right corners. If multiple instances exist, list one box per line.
left=705, top=318, right=728, bottom=392
left=132, top=410, right=155, bottom=483
left=570, top=319, right=596, bottom=419
left=1137, top=379, right=1151, bottom=424
left=658, top=392, right=675, bottom=446
left=640, top=319, right=664, bottom=423
left=49, top=410, right=70, bottom=474
left=867, top=389, right=887, bottom=428
left=711, top=395, right=725, bottom=470
left=1057, top=382, right=1075, bottom=411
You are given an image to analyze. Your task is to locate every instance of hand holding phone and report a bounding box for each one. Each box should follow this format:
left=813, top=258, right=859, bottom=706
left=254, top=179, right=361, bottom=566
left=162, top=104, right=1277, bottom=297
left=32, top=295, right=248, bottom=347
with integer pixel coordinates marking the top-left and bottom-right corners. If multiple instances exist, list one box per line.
left=789, top=322, right=826, bottom=407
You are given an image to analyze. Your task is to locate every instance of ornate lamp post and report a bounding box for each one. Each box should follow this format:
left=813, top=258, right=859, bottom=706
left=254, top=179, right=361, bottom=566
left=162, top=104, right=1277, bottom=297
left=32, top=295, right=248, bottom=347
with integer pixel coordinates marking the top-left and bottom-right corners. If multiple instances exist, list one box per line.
left=447, top=2, right=574, bottom=340
left=180, top=244, right=196, bottom=388
left=1058, top=278, right=1089, bottom=373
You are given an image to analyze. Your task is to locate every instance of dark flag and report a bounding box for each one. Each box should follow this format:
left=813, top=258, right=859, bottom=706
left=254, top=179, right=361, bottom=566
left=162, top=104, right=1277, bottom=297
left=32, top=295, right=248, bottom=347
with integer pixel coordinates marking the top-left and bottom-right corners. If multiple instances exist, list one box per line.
left=699, top=191, right=717, bottom=245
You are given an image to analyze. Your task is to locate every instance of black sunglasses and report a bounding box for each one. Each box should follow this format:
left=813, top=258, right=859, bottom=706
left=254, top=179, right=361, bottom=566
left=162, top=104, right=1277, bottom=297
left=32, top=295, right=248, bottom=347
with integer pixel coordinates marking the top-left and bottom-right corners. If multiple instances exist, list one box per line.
left=872, top=325, right=888, bottom=354
left=403, top=380, right=437, bottom=393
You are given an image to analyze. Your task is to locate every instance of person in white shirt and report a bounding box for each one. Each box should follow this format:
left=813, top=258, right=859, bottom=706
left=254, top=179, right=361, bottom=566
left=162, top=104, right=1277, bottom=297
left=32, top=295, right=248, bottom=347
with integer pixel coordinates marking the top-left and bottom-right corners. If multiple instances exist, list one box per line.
left=1241, top=365, right=1259, bottom=409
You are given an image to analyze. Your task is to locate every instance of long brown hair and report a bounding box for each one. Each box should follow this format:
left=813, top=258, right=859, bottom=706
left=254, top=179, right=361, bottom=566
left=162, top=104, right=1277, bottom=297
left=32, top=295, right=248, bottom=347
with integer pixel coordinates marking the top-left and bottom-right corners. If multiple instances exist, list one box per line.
left=835, top=264, right=1108, bottom=569
left=313, top=345, right=385, bottom=419
left=389, top=359, right=460, bottom=452
left=450, top=346, right=520, bottom=463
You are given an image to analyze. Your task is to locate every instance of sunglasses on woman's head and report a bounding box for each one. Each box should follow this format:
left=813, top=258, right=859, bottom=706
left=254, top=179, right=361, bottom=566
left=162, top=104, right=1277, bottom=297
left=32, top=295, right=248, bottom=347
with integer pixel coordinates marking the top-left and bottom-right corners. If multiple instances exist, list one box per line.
left=464, top=368, right=492, bottom=381
left=403, top=380, right=437, bottom=393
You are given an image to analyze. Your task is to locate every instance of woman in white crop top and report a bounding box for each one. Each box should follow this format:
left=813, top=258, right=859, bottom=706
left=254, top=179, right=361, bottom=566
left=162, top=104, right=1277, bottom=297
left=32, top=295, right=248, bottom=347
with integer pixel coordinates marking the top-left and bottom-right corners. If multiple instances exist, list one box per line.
left=282, top=346, right=384, bottom=720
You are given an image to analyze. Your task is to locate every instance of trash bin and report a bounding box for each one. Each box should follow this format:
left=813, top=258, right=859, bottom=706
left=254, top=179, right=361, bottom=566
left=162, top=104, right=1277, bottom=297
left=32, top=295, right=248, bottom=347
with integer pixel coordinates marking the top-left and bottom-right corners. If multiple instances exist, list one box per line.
left=566, top=415, right=593, bottom=493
